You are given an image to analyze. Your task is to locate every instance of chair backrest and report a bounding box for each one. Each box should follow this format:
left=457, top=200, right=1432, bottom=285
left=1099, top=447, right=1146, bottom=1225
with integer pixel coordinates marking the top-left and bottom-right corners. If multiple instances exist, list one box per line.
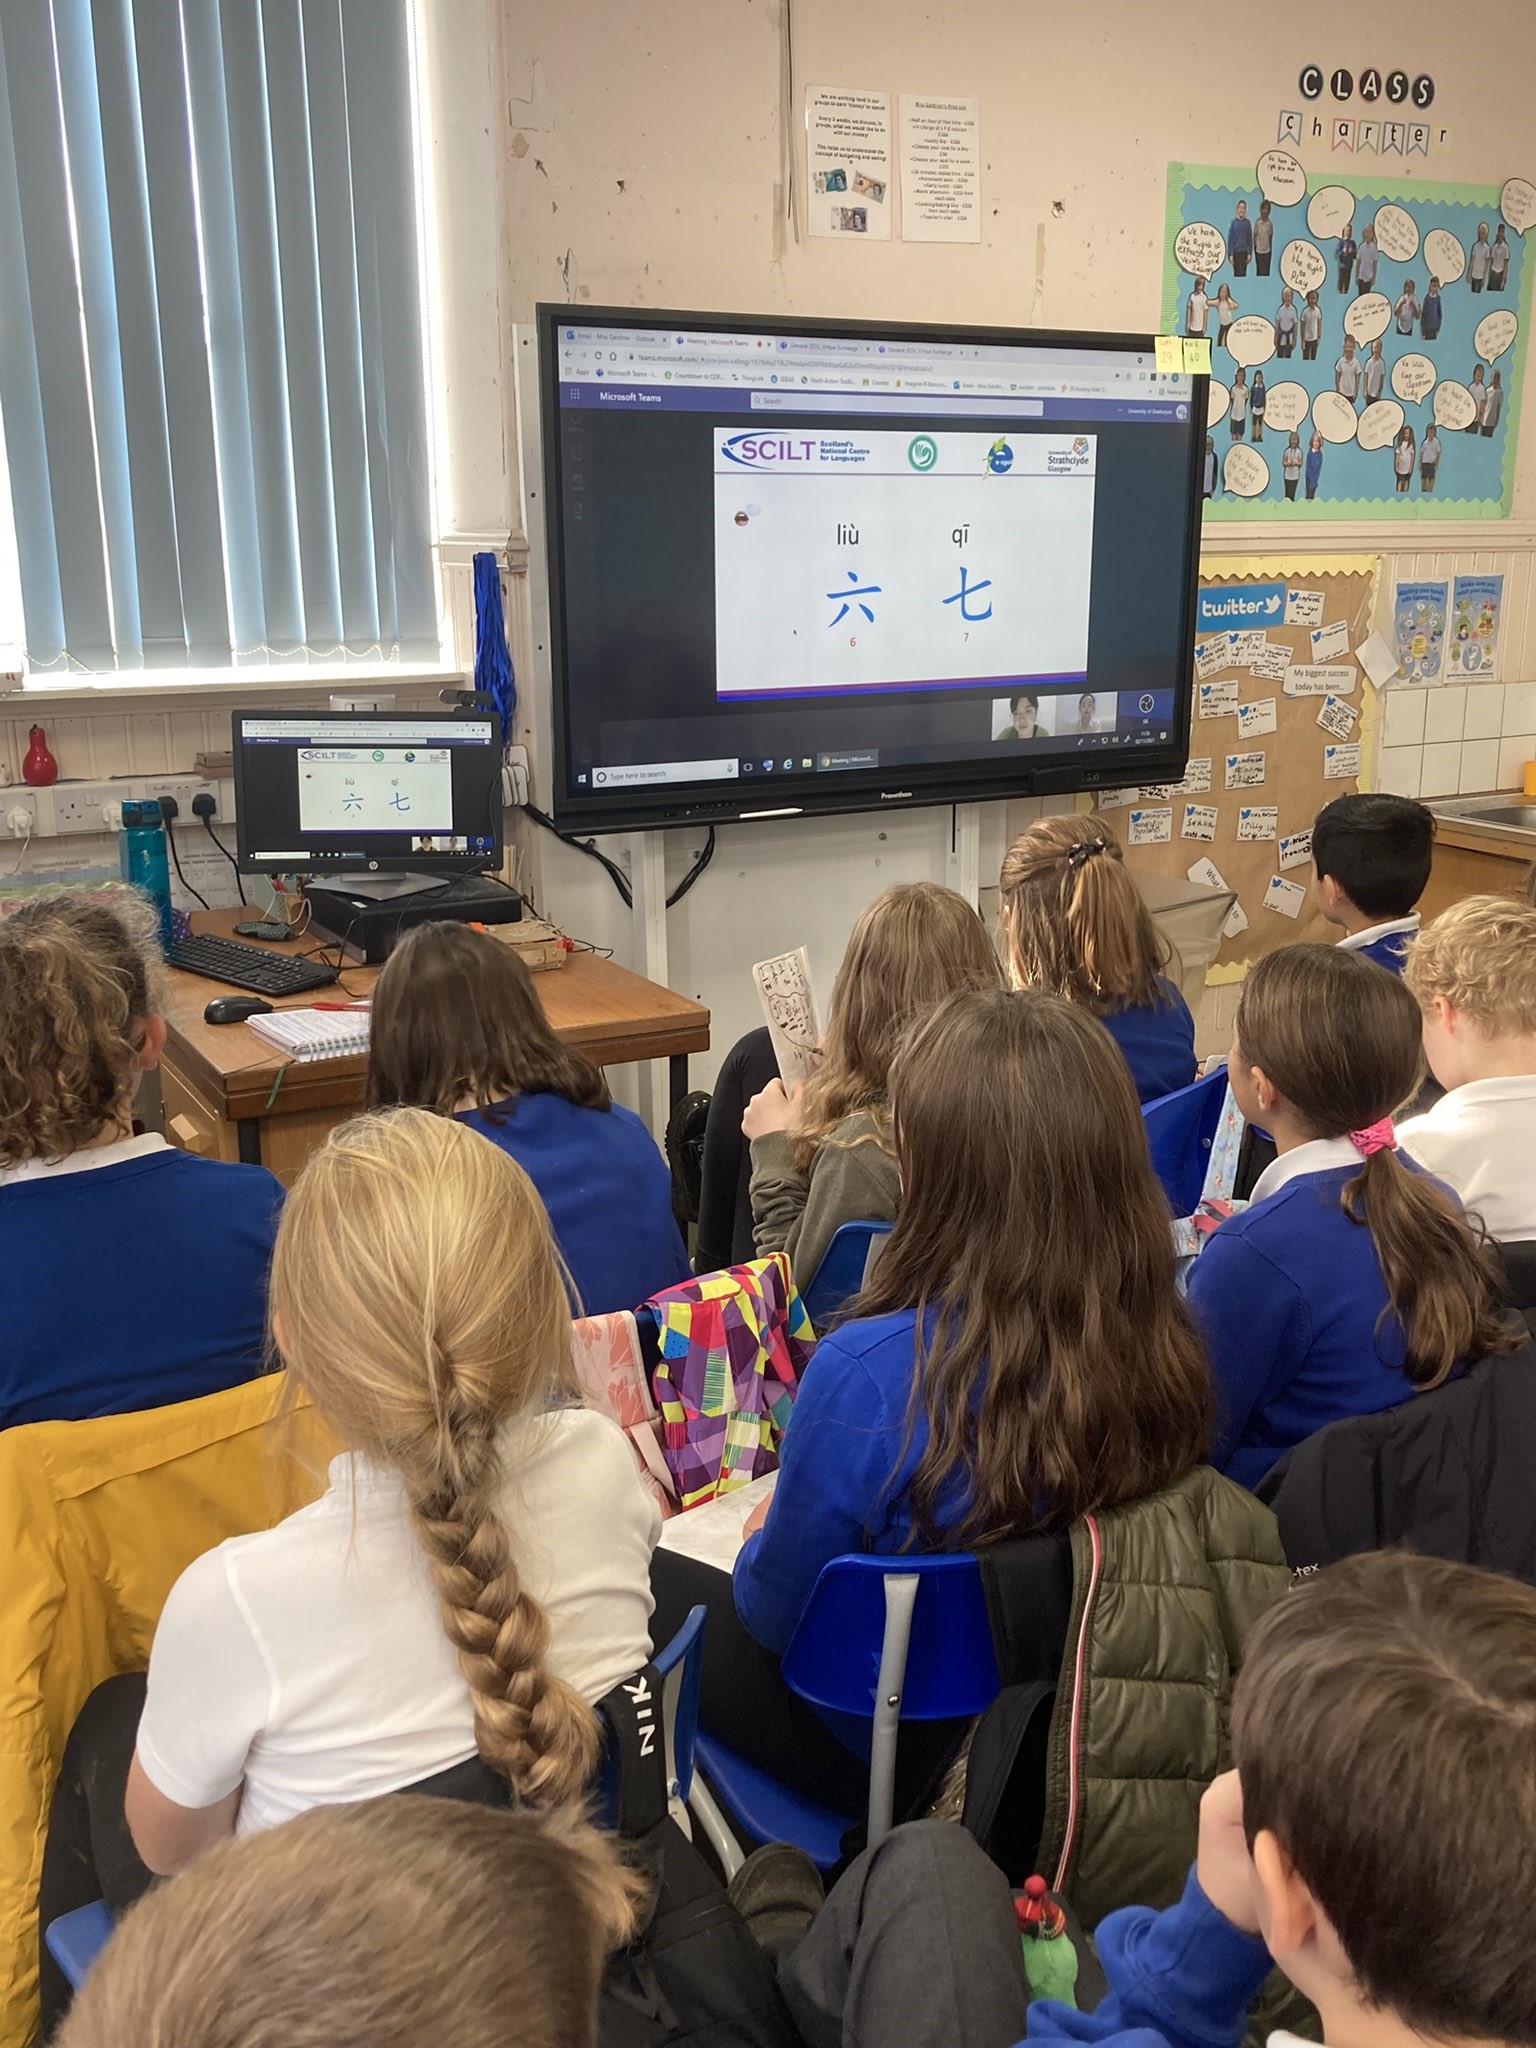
left=1142, top=1068, right=1229, bottom=1216
left=595, top=1603, right=707, bottom=1829
left=802, top=1220, right=893, bottom=1331
left=782, top=1553, right=999, bottom=1722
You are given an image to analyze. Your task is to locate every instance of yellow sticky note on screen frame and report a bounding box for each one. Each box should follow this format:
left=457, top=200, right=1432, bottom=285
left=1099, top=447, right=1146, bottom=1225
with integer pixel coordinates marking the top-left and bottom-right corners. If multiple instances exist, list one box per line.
left=1154, top=334, right=1183, bottom=374
left=1183, top=336, right=1212, bottom=374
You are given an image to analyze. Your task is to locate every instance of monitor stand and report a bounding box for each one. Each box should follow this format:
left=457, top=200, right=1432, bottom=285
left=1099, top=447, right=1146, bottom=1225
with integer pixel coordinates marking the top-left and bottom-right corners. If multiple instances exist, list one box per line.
left=330, top=871, right=454, bottom=904
left=305, top=871, right=523, bottom=965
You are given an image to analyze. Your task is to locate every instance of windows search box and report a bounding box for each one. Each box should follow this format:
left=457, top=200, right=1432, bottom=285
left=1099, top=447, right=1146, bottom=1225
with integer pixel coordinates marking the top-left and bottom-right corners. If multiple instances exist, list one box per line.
left=751, top=391, right=1045, bottom=418
left=590, top=758, right=739, bottom=789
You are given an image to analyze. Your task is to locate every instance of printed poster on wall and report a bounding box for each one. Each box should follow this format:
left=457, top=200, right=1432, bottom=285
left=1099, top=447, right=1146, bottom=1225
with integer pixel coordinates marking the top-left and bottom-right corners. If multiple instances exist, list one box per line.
left=1392, top=579, right=1448, bottom=683
left=1164, top=161, right=1533, bottom=517
left=1448, top=573, right=1504, bottom=679
left=806, top=87, right=893, bottom=240
left=899, top=96, right=981, bottom=243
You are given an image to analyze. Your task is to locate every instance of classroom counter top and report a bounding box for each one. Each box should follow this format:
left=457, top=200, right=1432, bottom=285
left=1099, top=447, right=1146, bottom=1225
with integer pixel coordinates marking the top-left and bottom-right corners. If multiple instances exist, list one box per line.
left=157, top=909, right=710, bottom=1179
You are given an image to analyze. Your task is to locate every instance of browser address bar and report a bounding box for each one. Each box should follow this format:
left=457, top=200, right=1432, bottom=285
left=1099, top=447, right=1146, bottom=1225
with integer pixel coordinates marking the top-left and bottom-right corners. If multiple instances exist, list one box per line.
left=751, top=391, right=1045, bottom=417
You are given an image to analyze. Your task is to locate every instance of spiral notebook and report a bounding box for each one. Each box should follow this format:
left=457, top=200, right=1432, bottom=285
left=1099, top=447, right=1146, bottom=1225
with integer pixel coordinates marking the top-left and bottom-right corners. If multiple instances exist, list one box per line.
left=245, top=1008, right=370, bottom=1061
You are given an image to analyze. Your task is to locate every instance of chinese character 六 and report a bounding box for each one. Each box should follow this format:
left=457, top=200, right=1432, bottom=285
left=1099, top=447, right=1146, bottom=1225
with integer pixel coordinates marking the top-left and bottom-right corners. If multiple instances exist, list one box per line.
left=942, top=566, right=993, bottom=622
left=826, top=569, right=881, bottom=627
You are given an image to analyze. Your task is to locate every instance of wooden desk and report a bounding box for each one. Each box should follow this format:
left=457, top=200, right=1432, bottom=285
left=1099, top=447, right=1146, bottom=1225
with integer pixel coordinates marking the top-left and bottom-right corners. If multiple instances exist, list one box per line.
left=159, top=909, right=710, bottom=1184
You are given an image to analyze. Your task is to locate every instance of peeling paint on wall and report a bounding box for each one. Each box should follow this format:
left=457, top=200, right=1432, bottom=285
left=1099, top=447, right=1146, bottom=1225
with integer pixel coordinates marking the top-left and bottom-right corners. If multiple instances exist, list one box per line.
left=507, top=56, right=556, bottom=131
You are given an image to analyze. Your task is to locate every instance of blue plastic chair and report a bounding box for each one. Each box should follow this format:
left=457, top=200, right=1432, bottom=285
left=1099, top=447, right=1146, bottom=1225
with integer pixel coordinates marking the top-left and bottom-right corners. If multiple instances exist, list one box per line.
left=801, top=1220, right=893, bottom=1331
left=1142, top=1068, right=1228, bottom=1216
left=690, top=1553, right=999, bottom=1875
left=44, top=1605, right=709, bottom=1995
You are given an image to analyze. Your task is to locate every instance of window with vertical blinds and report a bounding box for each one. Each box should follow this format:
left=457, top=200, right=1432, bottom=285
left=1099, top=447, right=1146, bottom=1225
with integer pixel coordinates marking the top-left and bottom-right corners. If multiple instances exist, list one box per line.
left=0, top=0, right=438, bottom=676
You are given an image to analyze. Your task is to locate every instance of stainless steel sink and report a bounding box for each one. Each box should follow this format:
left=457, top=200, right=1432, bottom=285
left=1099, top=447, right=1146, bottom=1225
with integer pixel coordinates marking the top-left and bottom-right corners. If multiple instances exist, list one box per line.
left=1431, top=794, right=1536, bottom=841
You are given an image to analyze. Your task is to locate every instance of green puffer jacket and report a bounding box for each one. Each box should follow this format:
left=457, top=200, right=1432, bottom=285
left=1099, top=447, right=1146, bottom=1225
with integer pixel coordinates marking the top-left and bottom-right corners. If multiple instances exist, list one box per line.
left=1035, top=1464, right=1290, bottom=1931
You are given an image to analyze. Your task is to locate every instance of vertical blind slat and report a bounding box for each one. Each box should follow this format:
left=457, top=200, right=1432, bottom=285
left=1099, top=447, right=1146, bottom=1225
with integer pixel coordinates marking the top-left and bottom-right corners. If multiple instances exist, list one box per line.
left=0, top=14, right=67, bottom=665
left=181, top=0, right=266, bottom=655
left=52, top=0, right=147, bottom=665
left=132, top=0, right=229, bottom=664
left=218, top=0, right=304, bottom=654
left=302, top=0, right=379, bottom=650
left=2, top=1, right=114, bottom=664
left=262, top=0, right=341, bottom=649
left=342, top=0, right=435, bottom=659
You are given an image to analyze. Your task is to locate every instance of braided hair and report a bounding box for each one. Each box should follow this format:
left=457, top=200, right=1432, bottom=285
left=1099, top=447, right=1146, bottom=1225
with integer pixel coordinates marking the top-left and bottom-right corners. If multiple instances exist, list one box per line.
left=270, top=1109, right=600, bottom=1807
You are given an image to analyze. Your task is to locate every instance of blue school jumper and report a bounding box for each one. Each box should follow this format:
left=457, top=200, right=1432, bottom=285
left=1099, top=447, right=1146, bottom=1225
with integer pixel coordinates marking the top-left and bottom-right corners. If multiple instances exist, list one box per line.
left=1339, top=915, right=1420, bottom=975
left=735, top=1306, right=964, bottom=1655
left=1099, top=978, right=1198, bottom=1104
left=0, top=1136, right=281, bottom=1428
left=458, top=1091, right=689, bottom=1317
left=1187, top=1138, right=1452, bottom=1487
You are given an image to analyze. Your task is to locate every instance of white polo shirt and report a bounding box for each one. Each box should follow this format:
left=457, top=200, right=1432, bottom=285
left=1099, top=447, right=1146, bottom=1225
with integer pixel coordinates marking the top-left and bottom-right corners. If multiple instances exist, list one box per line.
left=1399, top=1076, right=1536, bottom=1241
left=136, top=1406, right=661, bottom=1834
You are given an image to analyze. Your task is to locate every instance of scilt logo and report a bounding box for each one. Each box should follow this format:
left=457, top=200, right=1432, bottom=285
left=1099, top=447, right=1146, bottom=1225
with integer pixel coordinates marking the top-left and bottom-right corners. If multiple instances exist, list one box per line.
left=907, top=434, right=939, bottom=471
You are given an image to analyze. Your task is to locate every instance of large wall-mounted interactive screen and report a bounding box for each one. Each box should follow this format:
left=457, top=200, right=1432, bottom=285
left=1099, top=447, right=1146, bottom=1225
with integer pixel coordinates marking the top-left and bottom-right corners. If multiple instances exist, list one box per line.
left=538, top=306, right=1205, bottom=832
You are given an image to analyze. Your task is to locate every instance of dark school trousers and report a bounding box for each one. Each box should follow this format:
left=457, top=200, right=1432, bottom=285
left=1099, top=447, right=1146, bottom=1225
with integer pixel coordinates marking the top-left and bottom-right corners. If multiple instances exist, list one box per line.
left=778, top=1820, right=1032, bottom=2048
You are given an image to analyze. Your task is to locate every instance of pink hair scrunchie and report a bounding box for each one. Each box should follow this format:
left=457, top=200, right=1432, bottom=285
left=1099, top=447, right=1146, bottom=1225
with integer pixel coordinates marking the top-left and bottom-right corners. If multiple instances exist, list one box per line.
left=1350, top=1118, right=1396, bottom=1158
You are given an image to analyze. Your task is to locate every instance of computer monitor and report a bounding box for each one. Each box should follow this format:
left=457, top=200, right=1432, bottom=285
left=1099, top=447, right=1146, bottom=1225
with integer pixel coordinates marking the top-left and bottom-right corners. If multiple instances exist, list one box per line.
left=232, top=711, right=503, bottom=876
left=538, top=306, right=1205, bottom=833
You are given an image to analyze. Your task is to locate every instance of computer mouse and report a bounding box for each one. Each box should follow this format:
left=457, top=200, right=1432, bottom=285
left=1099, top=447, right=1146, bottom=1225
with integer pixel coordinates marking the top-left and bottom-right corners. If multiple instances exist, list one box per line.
left=204, top=995, right=274, bottom=1025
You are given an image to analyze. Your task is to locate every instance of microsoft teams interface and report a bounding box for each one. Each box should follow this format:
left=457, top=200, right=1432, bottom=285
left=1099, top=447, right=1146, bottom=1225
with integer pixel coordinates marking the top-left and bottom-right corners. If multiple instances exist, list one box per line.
left=547, top=316, right=1200, bottom=814
left=234, top=716, right=500, bottom=869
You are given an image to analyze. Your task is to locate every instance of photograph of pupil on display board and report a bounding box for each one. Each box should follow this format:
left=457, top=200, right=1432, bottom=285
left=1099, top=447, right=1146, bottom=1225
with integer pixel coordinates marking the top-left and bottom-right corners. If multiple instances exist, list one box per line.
left=1165, top=160, right=1535, bottom=517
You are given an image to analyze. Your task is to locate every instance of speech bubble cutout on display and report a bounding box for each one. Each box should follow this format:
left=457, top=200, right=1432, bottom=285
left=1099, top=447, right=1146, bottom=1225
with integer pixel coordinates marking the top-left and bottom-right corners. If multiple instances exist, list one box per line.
left=1280, top=239, right=1328, bottom=294
left=1475, top=309, right=1518, bottom=364
left=1391, top=353, right=1436, bottom=405
left=1207, top=379, right=1231, bottom=428
left=1307, top=185, right=1355, bottom=238
left=1223, top=444, right=1270, bottom=497
left=1500, top=177, right=1536, bottom=236
left=1373, top=204, right=1420, bottom=263
left=1424, top=228, right=1466, bottom=284
left=1344, top=292, right=1393, bottom=345
left=1357, top=399, right=1406, bottom=450
left=1433, top=380, right=1477, bottom=430
left=1226, top=316, right=1277, bottom=369
left=1261, top=381, right=1310, bottom=432
left=1256, top=150, right=1307, bottom=206
left=1175, top=222, right=1226, bottom=279
left=1313, top=390, right=1360, bottom=443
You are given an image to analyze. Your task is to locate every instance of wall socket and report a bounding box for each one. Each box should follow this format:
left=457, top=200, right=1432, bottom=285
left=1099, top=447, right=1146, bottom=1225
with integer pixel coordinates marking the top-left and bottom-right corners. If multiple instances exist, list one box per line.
left=51, top=783, right=119, bottom=834
left=140, top=777, right=218, bottom=818
left=4, top=791, right=37, bottom=836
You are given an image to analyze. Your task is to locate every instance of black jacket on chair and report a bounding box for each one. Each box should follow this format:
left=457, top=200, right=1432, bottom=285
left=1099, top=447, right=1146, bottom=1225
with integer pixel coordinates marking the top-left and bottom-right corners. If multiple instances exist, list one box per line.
left=1256, top=1337, right=1536, bottom=1582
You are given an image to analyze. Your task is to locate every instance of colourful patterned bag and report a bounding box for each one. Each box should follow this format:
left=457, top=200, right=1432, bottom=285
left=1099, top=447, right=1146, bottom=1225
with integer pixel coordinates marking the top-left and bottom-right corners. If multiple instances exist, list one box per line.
left=643, top=1253, right=813, bottom=1510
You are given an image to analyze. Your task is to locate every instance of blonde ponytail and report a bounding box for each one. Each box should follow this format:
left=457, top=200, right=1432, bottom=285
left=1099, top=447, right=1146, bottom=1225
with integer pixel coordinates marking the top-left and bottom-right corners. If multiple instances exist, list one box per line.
left=998, top=815, right=1167, bottom=1012
left=271, top=1109, right=600, bottom=1809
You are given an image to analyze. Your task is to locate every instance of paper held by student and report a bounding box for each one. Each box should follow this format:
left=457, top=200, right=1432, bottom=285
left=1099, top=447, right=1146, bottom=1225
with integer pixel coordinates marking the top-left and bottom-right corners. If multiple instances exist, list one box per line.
left=753, top=945, right=824, bottom=1086
left=656, top=1471, right=779, bottom=1573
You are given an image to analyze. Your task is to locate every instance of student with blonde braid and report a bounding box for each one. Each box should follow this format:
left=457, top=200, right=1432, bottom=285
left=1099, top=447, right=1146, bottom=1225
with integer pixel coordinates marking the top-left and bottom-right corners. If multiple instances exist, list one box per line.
left=998, top=814, right=1196, bottom=1101
left=35, top=1111, right=659, bottom=2035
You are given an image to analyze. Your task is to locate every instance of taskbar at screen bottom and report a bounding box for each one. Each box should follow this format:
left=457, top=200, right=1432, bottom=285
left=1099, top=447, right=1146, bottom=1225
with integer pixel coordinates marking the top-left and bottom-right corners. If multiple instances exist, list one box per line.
left=579, top=727, right=1174, bottom=796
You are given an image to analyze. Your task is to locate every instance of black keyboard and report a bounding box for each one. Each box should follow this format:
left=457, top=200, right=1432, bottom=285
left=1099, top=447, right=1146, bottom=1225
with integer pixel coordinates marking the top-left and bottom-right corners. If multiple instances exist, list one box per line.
left=168, top=933, right=338, bottom=996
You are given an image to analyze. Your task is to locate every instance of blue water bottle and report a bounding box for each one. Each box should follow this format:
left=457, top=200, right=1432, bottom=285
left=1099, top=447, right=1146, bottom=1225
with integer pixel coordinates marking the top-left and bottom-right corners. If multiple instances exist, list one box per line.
left=119, top=798, right=174, bottom=947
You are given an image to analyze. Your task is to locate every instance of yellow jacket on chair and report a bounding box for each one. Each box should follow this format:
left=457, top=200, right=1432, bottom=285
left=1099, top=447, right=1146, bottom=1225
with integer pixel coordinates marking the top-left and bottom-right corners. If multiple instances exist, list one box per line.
left=0, top=1374, right=331, bottom=2048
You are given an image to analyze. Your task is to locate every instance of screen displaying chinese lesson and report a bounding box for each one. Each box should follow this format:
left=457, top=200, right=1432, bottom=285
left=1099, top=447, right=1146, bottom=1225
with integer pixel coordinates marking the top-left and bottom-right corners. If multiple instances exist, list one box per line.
left=543, top=312, right=1202, bottom=828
